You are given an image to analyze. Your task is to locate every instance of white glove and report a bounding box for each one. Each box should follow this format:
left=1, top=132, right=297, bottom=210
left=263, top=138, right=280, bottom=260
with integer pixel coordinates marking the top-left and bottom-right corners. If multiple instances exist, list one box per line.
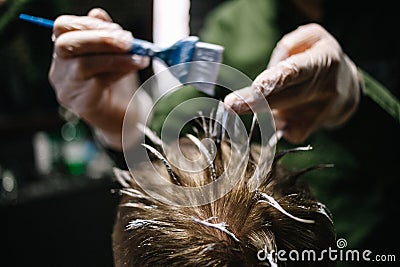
left=49, top=8, right=152, bottom=150
left=224, top=23, right=361, bottom=143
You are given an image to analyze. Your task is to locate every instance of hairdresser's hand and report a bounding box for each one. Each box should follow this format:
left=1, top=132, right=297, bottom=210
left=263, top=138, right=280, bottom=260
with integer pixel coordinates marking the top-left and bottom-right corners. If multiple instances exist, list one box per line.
left=224, top=23, right=361, bottom=144
left=49, top=8, right=151, bottom=150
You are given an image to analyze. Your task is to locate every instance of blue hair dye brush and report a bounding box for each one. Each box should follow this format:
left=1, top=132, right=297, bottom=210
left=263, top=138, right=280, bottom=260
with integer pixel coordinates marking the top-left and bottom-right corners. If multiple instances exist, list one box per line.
left=19, top=13, right=224, bottom=96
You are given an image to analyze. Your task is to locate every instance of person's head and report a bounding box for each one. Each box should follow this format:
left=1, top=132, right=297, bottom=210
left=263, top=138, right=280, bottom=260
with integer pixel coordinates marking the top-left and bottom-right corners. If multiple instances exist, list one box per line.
left=112, top=116, right=335, bottom=267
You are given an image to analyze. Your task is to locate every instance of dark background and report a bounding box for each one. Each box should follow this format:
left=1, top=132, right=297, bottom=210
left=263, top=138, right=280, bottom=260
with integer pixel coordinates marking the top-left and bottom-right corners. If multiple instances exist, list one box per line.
left=1, top=0, right=398, bottom=266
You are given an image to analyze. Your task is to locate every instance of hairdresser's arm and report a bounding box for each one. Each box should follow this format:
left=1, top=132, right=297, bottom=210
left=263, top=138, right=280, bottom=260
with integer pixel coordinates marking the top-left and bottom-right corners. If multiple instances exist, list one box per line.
left=224, top=23, right=362, bottom=144
left=49, top=8, right=152, bottom=150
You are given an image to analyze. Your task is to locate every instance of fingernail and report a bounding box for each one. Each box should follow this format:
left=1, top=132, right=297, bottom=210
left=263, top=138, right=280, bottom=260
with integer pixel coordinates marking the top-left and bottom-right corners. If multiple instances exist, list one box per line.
left=224, top=94, right=250, bottom=113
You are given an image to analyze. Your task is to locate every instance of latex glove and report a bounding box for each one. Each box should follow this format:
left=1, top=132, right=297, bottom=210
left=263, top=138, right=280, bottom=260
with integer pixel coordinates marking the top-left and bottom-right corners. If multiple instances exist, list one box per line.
left=49, top=8, right=152, bottom=150
left=224, top=23, right=361, bottom=144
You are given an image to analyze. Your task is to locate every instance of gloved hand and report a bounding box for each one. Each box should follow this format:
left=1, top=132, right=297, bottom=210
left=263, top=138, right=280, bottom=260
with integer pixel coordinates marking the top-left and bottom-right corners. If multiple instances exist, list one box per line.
left=49, top=8, right=152, bottom=150
left=224, top=23, right=361, bottom=144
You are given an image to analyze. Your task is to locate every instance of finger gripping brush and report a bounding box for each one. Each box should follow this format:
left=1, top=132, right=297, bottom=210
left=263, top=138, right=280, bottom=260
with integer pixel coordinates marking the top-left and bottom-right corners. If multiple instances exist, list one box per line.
left=19, top=13, right=224, bottom=95
left=130, top=35, right=224, bottom=95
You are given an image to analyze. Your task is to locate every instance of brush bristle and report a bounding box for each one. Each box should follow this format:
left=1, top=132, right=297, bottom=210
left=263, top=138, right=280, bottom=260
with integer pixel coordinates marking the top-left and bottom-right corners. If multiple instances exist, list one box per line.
left=186, top=42, right=224, bottom=96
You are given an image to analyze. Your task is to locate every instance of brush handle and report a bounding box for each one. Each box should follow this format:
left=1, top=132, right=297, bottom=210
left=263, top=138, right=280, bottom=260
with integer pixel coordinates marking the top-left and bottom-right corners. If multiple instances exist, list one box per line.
left=19, top=13, right=54, bottom=28
left=131, top=39, right=158, bottom=57
left=19, top=13, right=161, bottom=57
left=19, top=14, right=203, bottom=72
left=18, top=13, right=219, bottom=96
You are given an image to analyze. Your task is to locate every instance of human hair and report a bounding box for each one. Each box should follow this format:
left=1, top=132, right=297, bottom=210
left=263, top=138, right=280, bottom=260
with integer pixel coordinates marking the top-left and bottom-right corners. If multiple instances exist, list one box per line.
left=111, top=114, right=336, bottom=267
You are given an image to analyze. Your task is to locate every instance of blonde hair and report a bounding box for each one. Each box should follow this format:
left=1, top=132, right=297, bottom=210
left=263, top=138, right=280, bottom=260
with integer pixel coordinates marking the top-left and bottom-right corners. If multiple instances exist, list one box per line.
left=112, top=115, right=335, bottom=267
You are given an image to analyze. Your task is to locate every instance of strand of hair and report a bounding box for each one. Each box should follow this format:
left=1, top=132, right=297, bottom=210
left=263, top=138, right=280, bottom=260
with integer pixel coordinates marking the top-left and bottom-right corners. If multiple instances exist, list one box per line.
left=186, top=134, right=217, bottom=181
left=136, top=123, right=163, bottom=147
left=248, top=113, right=258, bottom=145
left=142, top=144, right=182, bottom=186
left=275, top=145, right=313, bottom=161
left=258, top=192, right=315, bottom=224
left=191, top=216, right=240, bottom=242
left=113, top=167, right=131, bottom=188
